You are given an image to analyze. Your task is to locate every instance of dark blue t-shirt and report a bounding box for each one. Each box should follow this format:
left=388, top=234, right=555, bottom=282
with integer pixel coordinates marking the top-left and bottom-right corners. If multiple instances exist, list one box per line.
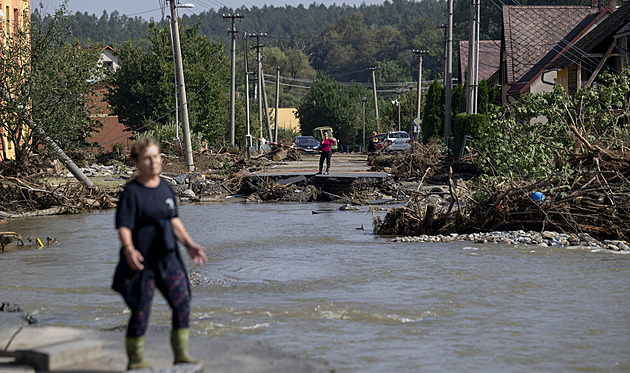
left=116, top=178, right=178, bottom=260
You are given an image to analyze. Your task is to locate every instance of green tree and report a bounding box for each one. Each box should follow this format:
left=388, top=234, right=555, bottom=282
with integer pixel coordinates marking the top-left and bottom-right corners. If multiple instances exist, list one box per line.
left=421, top=80, right=445, bottom=140
left=473, top=69, right=630, bottom=182
left=0, top=3, right=105, bottom=164
left=296, top=73, right=371, bottom=146
left=107, top=22, right=229, bottom=143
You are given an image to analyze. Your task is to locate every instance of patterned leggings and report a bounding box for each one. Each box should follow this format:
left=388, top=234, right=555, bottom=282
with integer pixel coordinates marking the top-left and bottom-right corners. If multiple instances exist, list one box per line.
left=126, top=265, right=190, bottom=337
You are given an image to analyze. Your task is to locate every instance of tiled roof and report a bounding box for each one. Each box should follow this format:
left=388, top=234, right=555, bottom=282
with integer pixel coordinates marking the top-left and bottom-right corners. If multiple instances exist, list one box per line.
left=503, top=5, right=598, bottom=84
left=551, top=2, right=630, bottom=68
left=459, top=40, right=501, bottom=83
left=615, top=21, right=630, bottom=38
left=509, top=9, right=609, bottom=94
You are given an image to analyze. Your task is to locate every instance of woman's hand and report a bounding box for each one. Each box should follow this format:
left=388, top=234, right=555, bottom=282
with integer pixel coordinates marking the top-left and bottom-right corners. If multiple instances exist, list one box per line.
left=119, top=227, right=144, bottom=271
left=185, top=241, right=209, bottom=265
left=172, top=217, right=208, bottom=265
left=123, top=246, right=145, bottom=271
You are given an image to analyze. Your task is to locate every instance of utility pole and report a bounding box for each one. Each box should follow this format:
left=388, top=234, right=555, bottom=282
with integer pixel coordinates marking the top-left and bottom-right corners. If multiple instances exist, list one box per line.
left=223, top=13, right=243, bottom=146
left=261, top=67, right=272, bottom=141
left=252, top=33, right=266, bottom=152
left=275, top=67, right=280, bottom=143
left=408, top=83, right=415, bottom=140
left=466, top=0, right=479, bottom=114
left=412, top=49, right=428, bottom=121
left=361, top=96, right=367, bottom=151
left=168, top=0, right=194, bottom=171
left=243, top=32, right=251, bottom=160
left=445, top=0, right=453, bottom=140
left=474, top=0, right=481, bottom=113
left=368, top=66, right=380, bottom=133
left=396, top=89, right=401, bottom=131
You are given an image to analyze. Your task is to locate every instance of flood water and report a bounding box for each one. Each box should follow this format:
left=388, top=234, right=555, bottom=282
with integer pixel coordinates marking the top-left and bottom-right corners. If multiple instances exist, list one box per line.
left=1, top=202, right=629, bottom=372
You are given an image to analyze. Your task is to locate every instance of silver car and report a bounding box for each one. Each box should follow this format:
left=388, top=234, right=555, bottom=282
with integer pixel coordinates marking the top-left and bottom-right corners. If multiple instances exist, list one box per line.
left=383, top=131, right=411, bottom=152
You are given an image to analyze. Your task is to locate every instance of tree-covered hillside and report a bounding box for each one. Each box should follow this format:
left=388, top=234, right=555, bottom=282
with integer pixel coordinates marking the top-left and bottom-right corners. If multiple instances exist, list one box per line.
left=33, top=0, right=599, bottom=83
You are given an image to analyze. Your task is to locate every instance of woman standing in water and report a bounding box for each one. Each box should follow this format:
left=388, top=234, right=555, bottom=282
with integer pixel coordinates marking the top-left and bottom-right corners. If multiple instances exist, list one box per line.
left=112, top=138, right=208, bottom=370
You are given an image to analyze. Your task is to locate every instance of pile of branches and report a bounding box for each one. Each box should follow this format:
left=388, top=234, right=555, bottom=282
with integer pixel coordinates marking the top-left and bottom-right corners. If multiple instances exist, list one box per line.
left=370, top=138, right=446, bottom=179
left=376, top=148, right=630, bottom=242
left=0, top=175, right=117, bottom=217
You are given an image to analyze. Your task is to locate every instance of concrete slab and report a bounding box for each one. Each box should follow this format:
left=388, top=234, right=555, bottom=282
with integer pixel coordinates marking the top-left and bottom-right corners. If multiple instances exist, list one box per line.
left=0, top=313, right=26, bottom=350
left=0, top=366, right=35, bottom=373
left=6, top=327, right=88, bottom=351
left=15, top=339, right=102, bottom=371
left=1, top=324, right=332, bottom=373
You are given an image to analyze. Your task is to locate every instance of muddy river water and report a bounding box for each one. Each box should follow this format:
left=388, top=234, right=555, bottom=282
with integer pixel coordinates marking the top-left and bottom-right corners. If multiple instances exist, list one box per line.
left=1, top=202, right=629, bottom=372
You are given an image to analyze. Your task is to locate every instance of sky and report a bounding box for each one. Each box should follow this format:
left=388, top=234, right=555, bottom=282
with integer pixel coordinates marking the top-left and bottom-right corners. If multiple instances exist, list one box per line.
left=40, top=0, right=386, bottom=20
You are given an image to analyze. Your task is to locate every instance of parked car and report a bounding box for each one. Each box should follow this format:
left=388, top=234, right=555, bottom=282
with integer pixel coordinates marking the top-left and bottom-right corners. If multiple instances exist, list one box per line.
left=375, top=133, right=387, bottom=150
left=383, top=131, right=411, bottom=152
left=294, top=136, right=320, bottom=153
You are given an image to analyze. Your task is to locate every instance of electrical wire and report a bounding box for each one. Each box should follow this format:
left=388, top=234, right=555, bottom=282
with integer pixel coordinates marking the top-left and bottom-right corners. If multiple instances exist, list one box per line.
left=96, top=59, right=230, bottom=148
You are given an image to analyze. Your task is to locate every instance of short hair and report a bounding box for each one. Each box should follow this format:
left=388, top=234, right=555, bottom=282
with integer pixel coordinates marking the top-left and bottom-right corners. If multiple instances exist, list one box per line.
left=130, top=138, right=160, bottom=161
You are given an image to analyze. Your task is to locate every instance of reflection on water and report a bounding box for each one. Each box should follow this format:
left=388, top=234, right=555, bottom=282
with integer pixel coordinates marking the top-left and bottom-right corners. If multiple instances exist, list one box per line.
left=1, top=202, right=629, bottom=372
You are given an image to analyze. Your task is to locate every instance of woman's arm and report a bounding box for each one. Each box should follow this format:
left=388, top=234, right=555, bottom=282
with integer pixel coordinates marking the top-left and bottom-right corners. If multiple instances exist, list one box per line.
left=172, top=217, right=209, bottom=265
left=118, top=227, right=145, bottom=271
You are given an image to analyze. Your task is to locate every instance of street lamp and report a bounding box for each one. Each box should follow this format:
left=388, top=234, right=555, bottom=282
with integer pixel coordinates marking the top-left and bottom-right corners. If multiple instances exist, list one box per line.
left=412, top=49, right=428, bottom=121
left=408, top=83, right=415, bottom=141
left=362, top=96, right=367, bottom=152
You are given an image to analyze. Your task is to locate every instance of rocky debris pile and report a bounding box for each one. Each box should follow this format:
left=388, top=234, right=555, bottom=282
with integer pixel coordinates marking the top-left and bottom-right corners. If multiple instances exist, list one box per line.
left=375, top=148, right=630, bottom=246
left=391, top=230, right=630, bottom=252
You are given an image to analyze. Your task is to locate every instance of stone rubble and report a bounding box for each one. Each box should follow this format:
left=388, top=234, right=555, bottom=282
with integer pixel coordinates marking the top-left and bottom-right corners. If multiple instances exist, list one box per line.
left=391, top=230, right=630, bottom=253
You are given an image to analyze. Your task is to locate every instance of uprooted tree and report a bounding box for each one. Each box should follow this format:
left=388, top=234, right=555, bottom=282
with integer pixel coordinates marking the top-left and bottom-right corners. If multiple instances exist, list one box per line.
left=376, top=68, right=630, bottom=241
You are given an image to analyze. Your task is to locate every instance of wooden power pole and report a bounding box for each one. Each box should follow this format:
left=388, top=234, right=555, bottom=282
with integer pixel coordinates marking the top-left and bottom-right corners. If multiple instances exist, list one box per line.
left=368, top=66, right=380, bottom=133
left=223, top=13, right=243, bottom=146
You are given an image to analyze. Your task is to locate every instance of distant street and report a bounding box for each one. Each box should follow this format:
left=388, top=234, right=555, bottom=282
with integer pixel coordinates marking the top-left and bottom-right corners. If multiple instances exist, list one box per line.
left=252, top=153, right=389, bottom=178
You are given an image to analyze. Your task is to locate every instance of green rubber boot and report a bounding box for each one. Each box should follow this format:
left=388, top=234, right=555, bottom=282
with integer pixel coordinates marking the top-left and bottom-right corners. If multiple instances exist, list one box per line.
left=125, top=336, right=152, bottom=370
left=171, top=328, right=203, bottom=366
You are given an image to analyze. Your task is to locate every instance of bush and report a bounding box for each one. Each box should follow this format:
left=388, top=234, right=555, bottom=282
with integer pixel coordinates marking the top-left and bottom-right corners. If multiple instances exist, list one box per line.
left=452, top=113, right=487, bottom=156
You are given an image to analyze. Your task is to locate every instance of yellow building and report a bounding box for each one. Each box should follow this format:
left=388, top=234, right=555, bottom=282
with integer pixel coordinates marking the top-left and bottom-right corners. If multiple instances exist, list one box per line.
left=0, top=0, right=30, bottom=161
left=268, top=108, right=301, bottom=133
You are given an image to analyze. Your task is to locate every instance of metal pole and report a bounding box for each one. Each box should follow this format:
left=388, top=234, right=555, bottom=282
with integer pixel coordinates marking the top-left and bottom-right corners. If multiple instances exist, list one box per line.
left=397, top=89, right=401, bottom=131
left=413, top=50, right=427, bottom=121
left=223, top=14, right=243, bottom=146
left=409, top=85, right=414, bottom=140
left=243, top=33, right=251, bottom=160
left=261, top=67, right=272, bottom=141
left=474, top=0, right=481, bottom=114
left=445, top=0, right=453, bottom=139
left=466, top=0, right=478, bottom=114
left=275, top=67, right=280, bottom=143
left=169, top=0, right=194, bottom=171
left=362, top=97, right=366, bottom=151
left=417, top=53, right=422, bottom=118
left=368, top=67, right=380, bottom=133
